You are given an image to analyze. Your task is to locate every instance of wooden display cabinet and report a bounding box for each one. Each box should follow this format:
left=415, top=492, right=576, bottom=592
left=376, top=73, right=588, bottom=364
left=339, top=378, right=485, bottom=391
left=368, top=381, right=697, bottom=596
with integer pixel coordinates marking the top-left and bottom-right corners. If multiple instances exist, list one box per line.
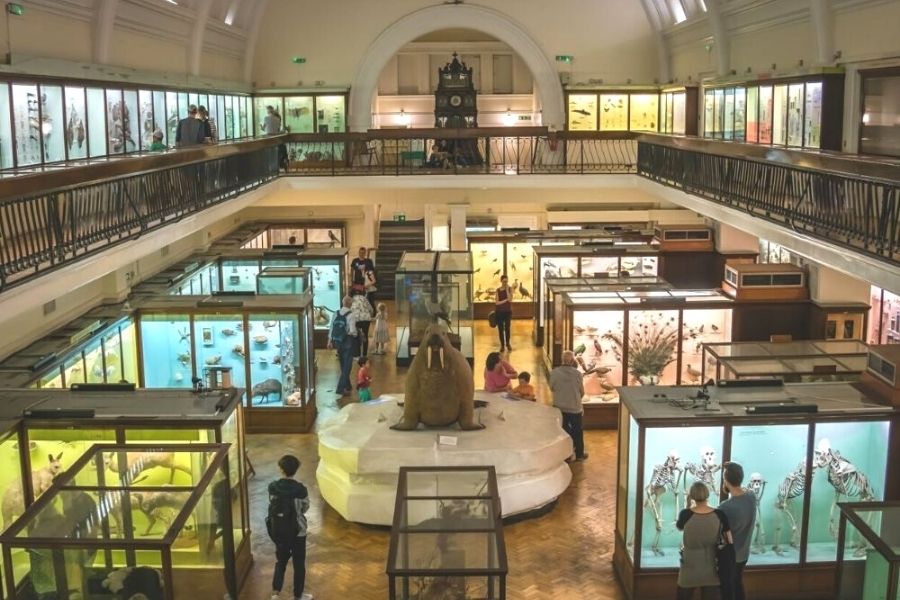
left=722, top=263, right=808, bottom=301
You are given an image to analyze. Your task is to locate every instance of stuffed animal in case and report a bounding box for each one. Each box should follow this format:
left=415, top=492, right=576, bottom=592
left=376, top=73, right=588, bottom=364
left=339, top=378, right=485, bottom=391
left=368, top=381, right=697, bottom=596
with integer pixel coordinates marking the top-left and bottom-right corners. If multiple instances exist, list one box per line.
left=103, top=566, right=164, bottom=600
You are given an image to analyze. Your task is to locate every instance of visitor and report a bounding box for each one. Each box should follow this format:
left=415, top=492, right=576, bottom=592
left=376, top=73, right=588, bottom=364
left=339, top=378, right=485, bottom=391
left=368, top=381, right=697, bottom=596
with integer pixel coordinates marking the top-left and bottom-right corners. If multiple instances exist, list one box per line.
left=350, top=292, right=374, bottom=358
left=509, top=371, right=536, bottom=401
left=718, top=462, right=755, bottom=600
left=364, top=269, right=378, bottom=311
left=350, top=247, right=375, bottom=288
left=263, top=105, right=283, bottom=135
left=494, top=275, right=513, bottom=351
left=550, top=350, right=587, bottom=461
left=675, top=482, right=733, bottom=600
left=288, top=235, right=298, bottom=245
left=373, top=302, right=390, bottom=355
left=175, top=104, right=204, bottom=147
left=327, top=296, right=357, bottom=397
left=197, top=105, right=216, bottom=142
left=484, top=351, right=517, bottom=392
left=356, top=357, right=372, bottom=402
left=148, top=130, right=166, bottom=152
left=267, top=454, right=314, bottom=600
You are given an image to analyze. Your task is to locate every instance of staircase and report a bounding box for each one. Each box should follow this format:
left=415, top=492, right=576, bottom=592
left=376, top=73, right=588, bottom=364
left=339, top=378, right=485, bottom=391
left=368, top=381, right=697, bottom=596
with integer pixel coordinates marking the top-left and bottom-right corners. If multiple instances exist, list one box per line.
left=375, top=219, right=426, bottom=300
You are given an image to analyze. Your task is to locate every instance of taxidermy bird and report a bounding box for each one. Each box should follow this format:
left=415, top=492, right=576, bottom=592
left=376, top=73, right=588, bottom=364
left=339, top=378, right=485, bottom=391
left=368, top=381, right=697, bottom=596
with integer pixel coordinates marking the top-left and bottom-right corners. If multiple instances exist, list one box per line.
left=327, top=230, right=340, bottom=246
left=492, top=269, right=501, bottom=277
left=686, top=364, right=702, bottom=382
left=518, top=282, right=532, bottom=299
left=572, top=108, right=592, bottom=116
left=593, top=339, right=603, bottom=355
left=573, top=343, right=586, bottom=356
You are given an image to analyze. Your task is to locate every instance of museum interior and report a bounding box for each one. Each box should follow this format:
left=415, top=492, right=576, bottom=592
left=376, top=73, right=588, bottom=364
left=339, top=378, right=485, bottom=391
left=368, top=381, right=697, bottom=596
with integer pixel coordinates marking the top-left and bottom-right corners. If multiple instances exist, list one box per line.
left=0, top=0, right=898, bottom=598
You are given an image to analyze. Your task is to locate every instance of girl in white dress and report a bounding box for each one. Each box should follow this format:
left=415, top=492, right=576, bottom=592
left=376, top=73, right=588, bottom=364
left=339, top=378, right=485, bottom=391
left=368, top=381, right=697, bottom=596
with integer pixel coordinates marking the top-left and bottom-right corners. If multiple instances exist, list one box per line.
left=373, top=303, right=390, bottom=354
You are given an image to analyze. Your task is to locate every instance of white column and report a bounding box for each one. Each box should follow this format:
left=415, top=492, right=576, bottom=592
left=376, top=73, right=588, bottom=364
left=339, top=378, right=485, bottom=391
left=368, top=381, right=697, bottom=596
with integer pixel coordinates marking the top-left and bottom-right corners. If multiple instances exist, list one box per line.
left=809, top=264, right=870, bottom=304
left=93, top=0, right=119, bottom=65
left=189, top=0, right=215, bottom=76
left=449, top=204, right=468, bottom=251
left=705, top=0, right=730, bottom=77
left=480, top=52, right=493, bottom=95
left=362, top=204, right=379, bottom=249
left=810, top=0, right=835, bottom=66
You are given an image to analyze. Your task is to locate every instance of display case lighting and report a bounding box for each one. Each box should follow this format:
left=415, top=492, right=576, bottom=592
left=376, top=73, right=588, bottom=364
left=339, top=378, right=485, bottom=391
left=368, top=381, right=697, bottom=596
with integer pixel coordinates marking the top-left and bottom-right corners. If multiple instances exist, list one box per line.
left=398, top=109, right=410, bottom=127
left=502, top=110, right=515, bottom=126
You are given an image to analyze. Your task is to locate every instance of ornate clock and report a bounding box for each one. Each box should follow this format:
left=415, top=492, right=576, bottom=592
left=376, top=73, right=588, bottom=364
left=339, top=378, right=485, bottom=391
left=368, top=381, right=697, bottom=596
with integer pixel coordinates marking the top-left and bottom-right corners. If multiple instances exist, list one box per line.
left=434, top=53, right=478, bottom=128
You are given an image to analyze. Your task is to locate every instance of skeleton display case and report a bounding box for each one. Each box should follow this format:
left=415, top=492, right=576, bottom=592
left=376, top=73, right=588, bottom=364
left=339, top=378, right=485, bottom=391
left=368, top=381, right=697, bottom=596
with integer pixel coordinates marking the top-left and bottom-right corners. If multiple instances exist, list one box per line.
left=614, top=381, right=898, bottom=600
left=135, top=294, right=316, bottom=433
left=702, top=340, right=869, bottom=383
left=387, top=466, right=507, bottom=600
left=835, top=502, right=900, bottom=600
left=394, top=252, right=474, bottom=367
left=0, top=444, right=240, bottom=600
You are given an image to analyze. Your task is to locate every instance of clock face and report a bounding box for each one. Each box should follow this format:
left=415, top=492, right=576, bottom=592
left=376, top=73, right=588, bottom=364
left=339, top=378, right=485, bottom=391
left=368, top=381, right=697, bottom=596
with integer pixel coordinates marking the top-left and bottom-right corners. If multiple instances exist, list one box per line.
left=449, top=95, right=462, bottom=107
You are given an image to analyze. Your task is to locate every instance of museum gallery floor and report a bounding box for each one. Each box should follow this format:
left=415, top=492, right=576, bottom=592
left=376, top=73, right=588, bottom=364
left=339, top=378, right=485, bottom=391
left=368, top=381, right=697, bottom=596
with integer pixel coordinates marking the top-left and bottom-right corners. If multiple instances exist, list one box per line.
left=240, top=320, right=626, bottom=599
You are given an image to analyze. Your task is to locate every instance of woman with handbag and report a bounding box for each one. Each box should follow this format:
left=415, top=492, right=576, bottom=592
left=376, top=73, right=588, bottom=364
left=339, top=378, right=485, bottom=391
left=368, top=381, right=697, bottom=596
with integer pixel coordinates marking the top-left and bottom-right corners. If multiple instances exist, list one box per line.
left=676, top=482, right=734, bottom=600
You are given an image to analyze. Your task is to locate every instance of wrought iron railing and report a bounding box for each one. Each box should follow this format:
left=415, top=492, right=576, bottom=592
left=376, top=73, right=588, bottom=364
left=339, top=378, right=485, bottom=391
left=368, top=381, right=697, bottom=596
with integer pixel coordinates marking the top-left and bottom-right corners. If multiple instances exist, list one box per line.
left=637, top=138, right=900, bottom=263
left=0, top=141, right=279, bottom=291
left=283, top=128, right=638, bottom=175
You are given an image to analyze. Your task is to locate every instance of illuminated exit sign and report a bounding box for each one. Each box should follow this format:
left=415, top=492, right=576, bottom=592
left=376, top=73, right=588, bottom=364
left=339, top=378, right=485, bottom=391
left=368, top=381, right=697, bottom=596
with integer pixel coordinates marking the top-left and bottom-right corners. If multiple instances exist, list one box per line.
left=555, top=55, right=574, bottom=63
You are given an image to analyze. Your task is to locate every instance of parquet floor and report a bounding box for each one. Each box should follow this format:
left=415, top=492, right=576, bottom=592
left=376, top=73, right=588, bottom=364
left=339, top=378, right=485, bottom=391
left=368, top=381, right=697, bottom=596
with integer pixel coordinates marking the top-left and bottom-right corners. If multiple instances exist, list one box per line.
left=241, top=313, right=626, bottom=600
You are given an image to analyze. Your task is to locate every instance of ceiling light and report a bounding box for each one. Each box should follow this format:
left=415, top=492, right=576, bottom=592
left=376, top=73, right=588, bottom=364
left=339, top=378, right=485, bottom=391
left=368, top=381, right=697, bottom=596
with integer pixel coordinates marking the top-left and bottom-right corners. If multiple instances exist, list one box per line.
left=502, top=110, right=515, bottom=126
left=164, top=0, right=178, bottom=4
left=698, top=0, right=707, bottom=11
left=398, top=109, right=410, bottom=127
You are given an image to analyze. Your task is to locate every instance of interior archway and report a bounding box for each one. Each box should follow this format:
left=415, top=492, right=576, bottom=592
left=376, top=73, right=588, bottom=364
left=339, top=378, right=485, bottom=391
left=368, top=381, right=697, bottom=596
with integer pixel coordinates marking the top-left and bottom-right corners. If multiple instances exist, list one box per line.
left=348, top=4, right=564, bottom=131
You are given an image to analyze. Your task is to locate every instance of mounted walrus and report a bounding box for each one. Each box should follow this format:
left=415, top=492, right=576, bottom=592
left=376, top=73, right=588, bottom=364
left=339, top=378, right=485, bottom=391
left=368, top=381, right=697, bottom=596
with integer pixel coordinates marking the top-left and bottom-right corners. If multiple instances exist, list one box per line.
left=391, top=324, right=483, bottom=431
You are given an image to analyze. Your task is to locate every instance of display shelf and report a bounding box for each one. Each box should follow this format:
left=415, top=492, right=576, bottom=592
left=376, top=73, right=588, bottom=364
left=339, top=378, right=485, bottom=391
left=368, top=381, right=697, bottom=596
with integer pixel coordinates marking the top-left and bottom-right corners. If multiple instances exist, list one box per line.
left=135, top=294, right=316, bottom=433
left=836, top=502, right=900, bottom=600
left=614, top=381, right=899, bottom=600
left=703, top=339, right=870, bottom=383
left=0, top=443, right=242, bottom=600
left=659, top=86, right=699, bottom=135
left=394, top=251, right=474, bottom=367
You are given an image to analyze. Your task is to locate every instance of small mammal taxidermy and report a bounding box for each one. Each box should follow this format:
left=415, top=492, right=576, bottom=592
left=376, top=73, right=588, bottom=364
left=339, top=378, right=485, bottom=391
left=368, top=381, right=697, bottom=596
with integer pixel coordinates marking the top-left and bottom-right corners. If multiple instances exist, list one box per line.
left=1, top=453, right=63, bottom=528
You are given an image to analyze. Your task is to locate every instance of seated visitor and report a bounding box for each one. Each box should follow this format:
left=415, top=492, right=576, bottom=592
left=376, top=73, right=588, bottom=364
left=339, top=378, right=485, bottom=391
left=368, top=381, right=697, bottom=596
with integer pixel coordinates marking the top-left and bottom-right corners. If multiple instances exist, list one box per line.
left=484, top=351, right=518, bottom=392
left=508, top=371, right=536, bottom=401
left=357, top=357, right=372, bottom=402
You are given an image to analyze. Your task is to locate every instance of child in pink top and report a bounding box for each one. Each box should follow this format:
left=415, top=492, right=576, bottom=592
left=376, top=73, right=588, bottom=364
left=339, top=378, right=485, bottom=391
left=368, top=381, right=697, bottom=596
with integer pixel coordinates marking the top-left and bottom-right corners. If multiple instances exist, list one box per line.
left=484, top=351, right=518, bottom=392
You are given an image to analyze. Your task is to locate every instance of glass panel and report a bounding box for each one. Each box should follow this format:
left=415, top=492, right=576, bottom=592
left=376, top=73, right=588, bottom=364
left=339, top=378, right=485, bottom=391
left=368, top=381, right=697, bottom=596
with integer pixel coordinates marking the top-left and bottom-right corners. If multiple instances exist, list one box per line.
left=106, top=89, right=124, bottom=154
left=166, top=91, right=179, bottom=143
left=83, top=338, right=105, bottom=383
left=222, top=259, right=260, bottom=292
left=63, top=351, right=86, bottom=387
left=673, top=92, right=686, bottom=134
left=64, top=86, right=87, bottom=160
left=504, top=242, right=532, bottom=303
left=704, top=90, right=715, bottom=137
left=805, top=81, right=823, bottom=149
left=625, top=415, right=639, bottom=562
left=39, top=367, right=63, bottom=389
left=581, top=256, right=619, bottom=277
left=254, top=96, right=280, bottom=136
left=681, top=308, right=732, bottom=383
left=247, top=314, right=299, bottom=407
left=40, top=85, right=65, bottom=162
left=471, top=242, right=504, bottom=301
left=723, top=88, right=735, bottom=140
left=567, top=93, right=598, bottom=131
left=193, top=314, right=246, bottom=395
left=303, top=259, right=343, bottom=329
left=837, top=515, right=891, bottom=600
left=807, top=421, right=890, bottom=562
left=623, top=309, right=679, bottom=385
left=759, top=85, right=773, bottom=144
left=772, top=84, right=787, bottom=145
left=221, top=409, right=246, bottom=543
left=177, top=92, right=188, bottom=118
left=640, top=425, right=725, bottom=567
left=24, top=428, right=117, bottom=497
left=239, top=97, right=249, bottom=137
left=0, top=86, right=12, bottom=169
left=746, top=86, right=759, bottom=143
left=86, top=87, right=106, bottom=158
left=734, top=87, right=746, bottom=141
left=306, top=227, right=341, bottom=246
left=138, top=89, right=154, bottom=150
left=12, top=83, right=41, bottom=166
left=152, top=90, right=167, bottom=146
left=138, top=314, right=193, bottom=388
left=713, top=89, right=725, bottom=138
left=316, top=95, right=346, bottom=133
left=216, top=95, right=226, bottom=140
left=188, top=92, right=199, bottom=108
left=121, top=89, right=139, bottom=152
left=118, top=321, right=139, bottom=384
left=630, top=94, right=658, bottom=132
left=599, top=94, right=628, bottom=131
left=0, top=428, right=25, bottom=526
left=787, top=83, right=804, bottom=147
left=576, top=309, right=624, bottom=401
left=731, top=424, right=810, bottom=565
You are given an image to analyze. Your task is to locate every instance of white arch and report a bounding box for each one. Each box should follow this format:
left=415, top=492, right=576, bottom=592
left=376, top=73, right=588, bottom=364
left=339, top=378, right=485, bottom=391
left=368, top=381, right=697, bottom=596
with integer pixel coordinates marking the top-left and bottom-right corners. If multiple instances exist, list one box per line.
left=348, top=4, right=565, bottom=132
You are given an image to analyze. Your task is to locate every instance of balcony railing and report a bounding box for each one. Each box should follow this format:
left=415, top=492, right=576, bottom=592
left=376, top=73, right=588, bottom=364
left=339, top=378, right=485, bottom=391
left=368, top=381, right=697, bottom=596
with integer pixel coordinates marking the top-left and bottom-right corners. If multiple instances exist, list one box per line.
left=0, top=139, right=279, bottom=292
left=637, top=136, right=900, bottom=264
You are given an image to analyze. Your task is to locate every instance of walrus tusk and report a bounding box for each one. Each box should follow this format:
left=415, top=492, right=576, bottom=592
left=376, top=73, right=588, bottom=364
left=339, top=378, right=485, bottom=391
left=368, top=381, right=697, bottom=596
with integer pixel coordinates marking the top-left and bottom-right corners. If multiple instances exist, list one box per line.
left=427, top=348, right=432, bottom=370
left=439, top=347, right=445, bottom=370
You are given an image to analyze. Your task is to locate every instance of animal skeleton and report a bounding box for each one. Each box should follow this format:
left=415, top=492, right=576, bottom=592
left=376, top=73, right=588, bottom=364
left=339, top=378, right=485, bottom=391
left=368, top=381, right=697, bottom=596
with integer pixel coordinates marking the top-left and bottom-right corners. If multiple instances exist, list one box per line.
left=773, top=461, right=807, bottom=555
left=642, top=450, right=683, bottom=556
left=747, top=472, right=767, bottom=554
left=684, top=446, right=721, bottom=503
left=814, top=438, right=876, bottom=555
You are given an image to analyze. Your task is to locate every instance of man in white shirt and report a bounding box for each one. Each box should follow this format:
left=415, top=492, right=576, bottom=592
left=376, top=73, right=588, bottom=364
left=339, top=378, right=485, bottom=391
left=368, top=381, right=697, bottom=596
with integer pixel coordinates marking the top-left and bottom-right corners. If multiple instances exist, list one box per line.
left=328, top=296, right=357, bottom=396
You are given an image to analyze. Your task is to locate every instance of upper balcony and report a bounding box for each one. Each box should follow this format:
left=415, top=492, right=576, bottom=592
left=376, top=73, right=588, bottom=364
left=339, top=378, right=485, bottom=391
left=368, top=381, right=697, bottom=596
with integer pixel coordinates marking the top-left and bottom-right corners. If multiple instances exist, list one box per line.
left=0, top=128, right=897, bottom=296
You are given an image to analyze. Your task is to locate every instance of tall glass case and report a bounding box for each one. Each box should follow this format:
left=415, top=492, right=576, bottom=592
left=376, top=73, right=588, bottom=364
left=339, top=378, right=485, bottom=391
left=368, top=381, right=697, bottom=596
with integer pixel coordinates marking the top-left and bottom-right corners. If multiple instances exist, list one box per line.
left=614, top=382, right=897, bottom=600
left=0, top=444, right=239, bottom=600
left=256, top=267, right=311, bottom=295
left=468, top=233, right=535, bottom=319
left=387, top=467, right=507, bottom=600
left=565, top=90, right=661, bottom=132
left=703, top=340, right=869, bottom=383
left=135, top=294, right=316, bottom=433
left=836, top=502, right=900, bottom=600
left=394, top=252, right=474, bottom=367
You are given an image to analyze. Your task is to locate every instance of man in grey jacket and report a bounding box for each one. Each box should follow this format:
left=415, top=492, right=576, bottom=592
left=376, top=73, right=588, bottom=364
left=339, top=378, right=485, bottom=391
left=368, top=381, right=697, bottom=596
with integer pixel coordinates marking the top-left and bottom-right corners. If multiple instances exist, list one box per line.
left=175, top=104, right=204, bottom=147
left=550, top=350, right=587, bottom=461
left=719, top=462, right=756, bottom=600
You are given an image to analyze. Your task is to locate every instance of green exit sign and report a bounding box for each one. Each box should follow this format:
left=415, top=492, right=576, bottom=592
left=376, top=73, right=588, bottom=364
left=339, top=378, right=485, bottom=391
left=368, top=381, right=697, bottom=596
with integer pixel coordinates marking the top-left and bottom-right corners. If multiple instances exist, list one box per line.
left=291, top=56, right=307, bottom=64
left=555, top=55, right=574, bottom=63
left=394, top=214, right=406, bottom=222
left=6, top=3, right=24, bottom=16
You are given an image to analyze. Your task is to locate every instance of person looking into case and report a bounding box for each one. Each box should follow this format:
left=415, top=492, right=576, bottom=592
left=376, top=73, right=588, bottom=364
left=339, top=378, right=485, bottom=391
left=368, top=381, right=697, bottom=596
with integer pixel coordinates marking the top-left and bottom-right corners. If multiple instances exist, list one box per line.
left=718, top=462, right=755, bottom=600
left=675, top=482, right=733, bottom=600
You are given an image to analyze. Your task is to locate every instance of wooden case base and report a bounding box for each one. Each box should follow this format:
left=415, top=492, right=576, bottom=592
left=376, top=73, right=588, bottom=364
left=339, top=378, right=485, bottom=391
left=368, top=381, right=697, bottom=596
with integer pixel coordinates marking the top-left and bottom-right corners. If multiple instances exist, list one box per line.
left=244, top=396, right=317, bottom=433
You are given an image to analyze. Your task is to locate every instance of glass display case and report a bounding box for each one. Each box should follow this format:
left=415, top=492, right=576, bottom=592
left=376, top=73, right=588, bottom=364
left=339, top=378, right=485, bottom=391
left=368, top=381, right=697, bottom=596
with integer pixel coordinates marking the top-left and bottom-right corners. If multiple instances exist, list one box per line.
left=614, top=381, right=897, bottom=600
left=169, top=262, right=219, bottom=296
left=394, top=251, right=474, bottom=367
left=135, top=294, right=316, bottom=433
left=701, top=73, right=844, bottom=150
left=836, top=502, right=900, bottom=600
left=387, top=466, right=507, bottom=600
left=241, top=223, right=346, bottom=250
left=468, top=233, right=535, bottom=319
left=256, top=267, right=311, bottom=295
left=0, top=443, right=240, bottom=600
left=564, top=90, right=673, bottom=132
left=703, top=340, right=869, bottom=383
left=567, top=93, right=598, bottom=131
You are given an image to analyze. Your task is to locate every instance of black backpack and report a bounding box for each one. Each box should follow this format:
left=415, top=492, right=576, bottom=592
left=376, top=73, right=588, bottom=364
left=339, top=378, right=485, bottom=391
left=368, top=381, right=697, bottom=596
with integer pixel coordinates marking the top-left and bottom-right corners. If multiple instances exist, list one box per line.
left=330, top=310, right=348, bottom=345
left=265, top=493, right=299, bottom=544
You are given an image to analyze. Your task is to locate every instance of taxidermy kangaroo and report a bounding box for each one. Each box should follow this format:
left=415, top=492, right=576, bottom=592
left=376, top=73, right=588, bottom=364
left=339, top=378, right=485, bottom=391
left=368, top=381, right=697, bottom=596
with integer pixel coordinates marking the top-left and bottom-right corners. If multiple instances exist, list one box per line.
left=1, top=453, right=64, bottom=528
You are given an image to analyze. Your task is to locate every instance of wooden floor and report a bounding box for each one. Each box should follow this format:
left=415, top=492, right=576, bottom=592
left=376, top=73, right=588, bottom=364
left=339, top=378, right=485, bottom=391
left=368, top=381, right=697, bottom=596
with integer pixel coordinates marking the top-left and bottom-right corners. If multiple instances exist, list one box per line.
left=242, top=315, right=626, bottom=599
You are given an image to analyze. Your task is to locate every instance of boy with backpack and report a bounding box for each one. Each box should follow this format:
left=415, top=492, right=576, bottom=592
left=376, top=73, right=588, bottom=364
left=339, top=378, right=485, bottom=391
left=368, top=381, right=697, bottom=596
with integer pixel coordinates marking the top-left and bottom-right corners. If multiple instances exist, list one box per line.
left=267, top=455, right=313, bottom=600
left=327, top=295, right=357, bottom=397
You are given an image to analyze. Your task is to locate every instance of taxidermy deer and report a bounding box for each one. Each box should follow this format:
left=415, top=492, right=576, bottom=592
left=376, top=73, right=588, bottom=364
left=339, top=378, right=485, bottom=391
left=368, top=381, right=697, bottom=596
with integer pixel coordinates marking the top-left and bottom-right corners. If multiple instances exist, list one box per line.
left=104, top=451, right=191, bottom=484
left=1, top=453, right=63, bottom=528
